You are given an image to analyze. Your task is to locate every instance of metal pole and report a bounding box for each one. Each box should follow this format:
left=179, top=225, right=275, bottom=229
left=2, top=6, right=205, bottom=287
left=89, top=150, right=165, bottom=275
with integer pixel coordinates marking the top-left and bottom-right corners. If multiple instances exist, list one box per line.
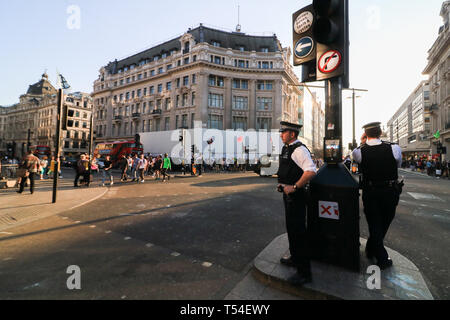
left=52, top=89, right=63, bottom=203
left=88, top=112, right=94, bottom=186
left=352, top=88, right=356, bottom=149
left=324, top=77, right=343, bottom=164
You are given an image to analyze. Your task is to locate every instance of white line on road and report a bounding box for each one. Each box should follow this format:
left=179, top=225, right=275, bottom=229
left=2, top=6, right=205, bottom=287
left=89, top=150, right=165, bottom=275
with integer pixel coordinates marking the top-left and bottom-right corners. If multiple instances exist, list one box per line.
left=145, top=243, right=154, bottom=248
left=69, top=189, right=109, bottom=211
left=105, top=231, right=112, bottom=234
left=202, top=262, right=213, bottom=268
left=89, top=225, right=96, bottom=228
left=171, top=252, right=180, bottom=257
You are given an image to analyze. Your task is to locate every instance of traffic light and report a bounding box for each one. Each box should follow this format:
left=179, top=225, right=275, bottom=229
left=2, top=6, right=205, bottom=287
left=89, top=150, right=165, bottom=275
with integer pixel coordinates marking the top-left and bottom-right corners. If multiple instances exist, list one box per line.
left=191, top=145, right=195, bottom=154
left=179, top=135, right=183, bottom=142
left=312, top=0, right=349, bottom=87
left=135, top=134, right=141, bottom=145
left=292, top=0, right=349, bottom=87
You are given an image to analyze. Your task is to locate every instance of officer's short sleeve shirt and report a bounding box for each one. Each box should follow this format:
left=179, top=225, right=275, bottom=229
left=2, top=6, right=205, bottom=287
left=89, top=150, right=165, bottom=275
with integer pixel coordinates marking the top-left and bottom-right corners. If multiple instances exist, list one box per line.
left=352, top=139, right=402, bottom=168
left=290, top=141, right=317, bottom=173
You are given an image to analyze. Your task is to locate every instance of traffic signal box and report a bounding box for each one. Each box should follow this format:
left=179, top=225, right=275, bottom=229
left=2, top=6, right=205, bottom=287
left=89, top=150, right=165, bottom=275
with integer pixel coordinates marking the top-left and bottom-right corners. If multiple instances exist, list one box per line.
left=293, top=0, right=349, bottom=87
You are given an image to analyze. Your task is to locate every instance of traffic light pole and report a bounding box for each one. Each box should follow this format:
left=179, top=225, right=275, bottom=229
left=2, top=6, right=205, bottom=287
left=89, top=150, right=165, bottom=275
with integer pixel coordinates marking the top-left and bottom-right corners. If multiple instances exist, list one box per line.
left=88, top=112, right=94, bottom=185
left=52, top=89, right=63, bottom=203
left=324, top=77, right=343, bottom=164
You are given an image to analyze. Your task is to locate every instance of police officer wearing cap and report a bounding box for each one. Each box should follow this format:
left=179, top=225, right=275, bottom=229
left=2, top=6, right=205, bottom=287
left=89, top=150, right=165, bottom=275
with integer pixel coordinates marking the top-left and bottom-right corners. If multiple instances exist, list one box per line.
left=277, top=121, right=317, bottom=285
left=352, top=122, right=403, bottom=270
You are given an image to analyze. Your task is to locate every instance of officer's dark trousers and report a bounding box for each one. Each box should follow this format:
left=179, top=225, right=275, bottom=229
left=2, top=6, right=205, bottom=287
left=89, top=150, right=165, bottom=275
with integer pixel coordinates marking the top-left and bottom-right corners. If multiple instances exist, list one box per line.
left=362, top=187, right=399, bottom=263
left=283, top=190, right=311, bottom=276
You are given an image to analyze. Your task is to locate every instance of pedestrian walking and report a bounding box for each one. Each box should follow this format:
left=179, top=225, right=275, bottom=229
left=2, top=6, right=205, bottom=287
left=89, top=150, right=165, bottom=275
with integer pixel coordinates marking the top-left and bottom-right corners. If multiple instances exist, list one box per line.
left=154, top=155, right=162, bottom=180
left=131, top=154, right=139, bottom=182
left=17, top=151, right=41, bottom=194
left=101, top=155, right=113, bottom=186
left=137, top=154, right=147, bottom=183
left=39, top=156, right=48, bottom=180
left=352, top=122, right=403, bottom=270
left=277, top=121, right=317, bottom=286
left=161, top=153, right=171, bottom=182
left=119, top=155, right=128, bottom=182
left=74, top=154, right=86, bottom=187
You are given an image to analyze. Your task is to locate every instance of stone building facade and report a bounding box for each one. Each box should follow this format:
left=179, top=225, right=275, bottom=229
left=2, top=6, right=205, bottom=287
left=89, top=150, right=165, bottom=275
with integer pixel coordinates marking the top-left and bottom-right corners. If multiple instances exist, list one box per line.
left=92, top=24, right=303, bottom=146
left=0, top=73, right=93, bottom=159
left=423, top=1, right=450, bottom=160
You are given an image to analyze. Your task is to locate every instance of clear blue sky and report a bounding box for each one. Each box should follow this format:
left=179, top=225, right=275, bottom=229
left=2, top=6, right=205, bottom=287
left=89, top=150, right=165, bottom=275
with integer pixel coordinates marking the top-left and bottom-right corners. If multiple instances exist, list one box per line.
left=0, top=0, right=444, bottom=146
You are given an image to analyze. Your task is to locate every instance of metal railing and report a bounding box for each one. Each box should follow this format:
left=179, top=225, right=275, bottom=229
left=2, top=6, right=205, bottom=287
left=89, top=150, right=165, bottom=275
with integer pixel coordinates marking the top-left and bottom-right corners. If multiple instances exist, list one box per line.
left=0, top=164, right=18, bottom=179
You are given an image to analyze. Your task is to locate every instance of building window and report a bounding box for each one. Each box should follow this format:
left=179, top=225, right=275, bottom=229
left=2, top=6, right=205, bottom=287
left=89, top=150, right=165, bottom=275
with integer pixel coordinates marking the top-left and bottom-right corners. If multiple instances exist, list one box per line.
left=257, top=80, right=273, bottom=90
left=191, top=114, right=195, bottom=128
left=165, top=98, right=171, bottom=110
left=158, top=84, right=163, bottom=93
left=233, top=79, right=248, bottom=89
left=158, top=67, right=164, bottom=74
left=137, top=89, right=142, bottom=97
left=232, top=117, right=247, bottom=130
left=208, top=114, right=223, bottom=129
left=156, top=99, right=162, bottom=110
left=192, top=74, right=196, bottom=84
left=232, top=96, right=248, bottom=110
left=151, top=70, right=155, bottom=76
left=257, top=97, right=273, bottom=111
left=176, top=95, right=180, bottom=107
left=182, top=114, right=188, bottom=128
left=257, top=118, right=272, bottom=130
left=166, top=82, right=172, bottom=91
left=184, top=57, right=189, bottom=65
left=183, top=76, right=189, bottom=86
left=261, top=47, right=269, bottom=53
left=164, top=117, right=170, bottom=131
left=175, top=115, right=179, bottom=129
left=208, top=93, right=224, bottom=108
left=182, top=93, right=188, bottom=107
left=191, top=92, right=196, bottom=106
left=208, top=75, right=224, bottom=87
left=212, top=41, right=221, bottom=47
left=155, top=119, right=160, bottom=131
left=150, top=86, right=155, bottom=94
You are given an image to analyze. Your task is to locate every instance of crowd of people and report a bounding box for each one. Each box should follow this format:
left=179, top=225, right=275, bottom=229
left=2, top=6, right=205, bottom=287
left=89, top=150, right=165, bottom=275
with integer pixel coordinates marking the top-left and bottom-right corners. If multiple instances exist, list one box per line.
left=402, top=158, right=449, bottom=178
left=73, top=153, right=173, bottom=188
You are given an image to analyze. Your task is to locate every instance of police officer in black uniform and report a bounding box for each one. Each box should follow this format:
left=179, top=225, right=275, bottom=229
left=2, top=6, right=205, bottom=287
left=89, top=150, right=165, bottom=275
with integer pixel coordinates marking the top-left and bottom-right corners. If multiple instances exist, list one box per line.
left=277, top=121, right=317, bottom=285
left=352, top=122, right=403, bottom=270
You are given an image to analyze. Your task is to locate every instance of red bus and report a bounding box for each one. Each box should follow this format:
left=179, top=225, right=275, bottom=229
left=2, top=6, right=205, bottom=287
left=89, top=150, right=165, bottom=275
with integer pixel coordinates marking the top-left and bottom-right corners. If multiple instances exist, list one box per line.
left=30, top=145, right=51, bottom=159
left=94, top=141, right=144, bottom=166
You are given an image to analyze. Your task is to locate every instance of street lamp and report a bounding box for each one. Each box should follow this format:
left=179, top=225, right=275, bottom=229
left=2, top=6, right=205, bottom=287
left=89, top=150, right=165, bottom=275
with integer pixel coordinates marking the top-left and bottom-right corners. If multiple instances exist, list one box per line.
left=346, top=89, right=361, bottom=150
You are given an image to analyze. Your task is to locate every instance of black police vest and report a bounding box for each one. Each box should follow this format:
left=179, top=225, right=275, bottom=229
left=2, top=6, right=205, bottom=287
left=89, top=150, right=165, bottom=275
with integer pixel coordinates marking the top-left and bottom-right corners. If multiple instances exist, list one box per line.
left=360, top=142, right=398, bottom=183
left=277, top=142, right=306, bottom=185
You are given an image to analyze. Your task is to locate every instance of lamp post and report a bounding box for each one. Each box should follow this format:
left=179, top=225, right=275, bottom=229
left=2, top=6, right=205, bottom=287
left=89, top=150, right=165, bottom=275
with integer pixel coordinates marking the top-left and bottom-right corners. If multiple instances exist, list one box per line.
left=346, top=89, right=361, bottom=150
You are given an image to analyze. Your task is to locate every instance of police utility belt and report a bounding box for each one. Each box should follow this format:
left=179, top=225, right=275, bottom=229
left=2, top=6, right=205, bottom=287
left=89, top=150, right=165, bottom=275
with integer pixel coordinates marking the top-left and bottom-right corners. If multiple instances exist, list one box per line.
left=361, top=179, right=404, bottom=194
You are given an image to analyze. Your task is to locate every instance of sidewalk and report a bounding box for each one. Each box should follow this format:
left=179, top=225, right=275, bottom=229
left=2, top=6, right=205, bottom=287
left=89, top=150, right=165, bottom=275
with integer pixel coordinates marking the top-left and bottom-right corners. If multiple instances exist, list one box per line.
left=0, top=185, right=108, bottom=232
left=227, top=234, right=434, bottom=300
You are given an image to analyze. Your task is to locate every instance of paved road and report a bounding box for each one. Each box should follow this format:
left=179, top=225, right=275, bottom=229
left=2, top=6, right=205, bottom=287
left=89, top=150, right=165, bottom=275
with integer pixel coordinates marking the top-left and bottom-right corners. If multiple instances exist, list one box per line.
left=0, top=169, right=448, bottom=299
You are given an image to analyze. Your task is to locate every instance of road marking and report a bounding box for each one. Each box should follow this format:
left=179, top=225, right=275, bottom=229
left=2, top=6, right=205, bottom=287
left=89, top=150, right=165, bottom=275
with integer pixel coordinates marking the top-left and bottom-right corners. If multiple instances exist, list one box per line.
left=202, top=262, right=213, bottom=268
left=69, top=189, right=108, bottom=210
left=171, top=252, right=180, bottom=257
left=61, top=217, right=69, bottom=220
left=3, top=257, right=13, bottom=261
left=145, top=243, right=154, bottom=248
left=105, top=231, right=112, bottom=234
left=74, top=221, right=81, bottom=224
left=89, top=225, right=96, bottom=228
left=0, top=232, right=13, bottom=235
left=124, top=237, right=131, bottom=241
left=408, top=193, right=444, bottom=202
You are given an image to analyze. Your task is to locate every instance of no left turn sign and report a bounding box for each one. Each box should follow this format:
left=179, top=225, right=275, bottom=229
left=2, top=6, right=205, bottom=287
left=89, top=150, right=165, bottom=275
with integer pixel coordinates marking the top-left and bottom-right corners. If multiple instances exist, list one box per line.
left=318, top=50, right=342, bottom=73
